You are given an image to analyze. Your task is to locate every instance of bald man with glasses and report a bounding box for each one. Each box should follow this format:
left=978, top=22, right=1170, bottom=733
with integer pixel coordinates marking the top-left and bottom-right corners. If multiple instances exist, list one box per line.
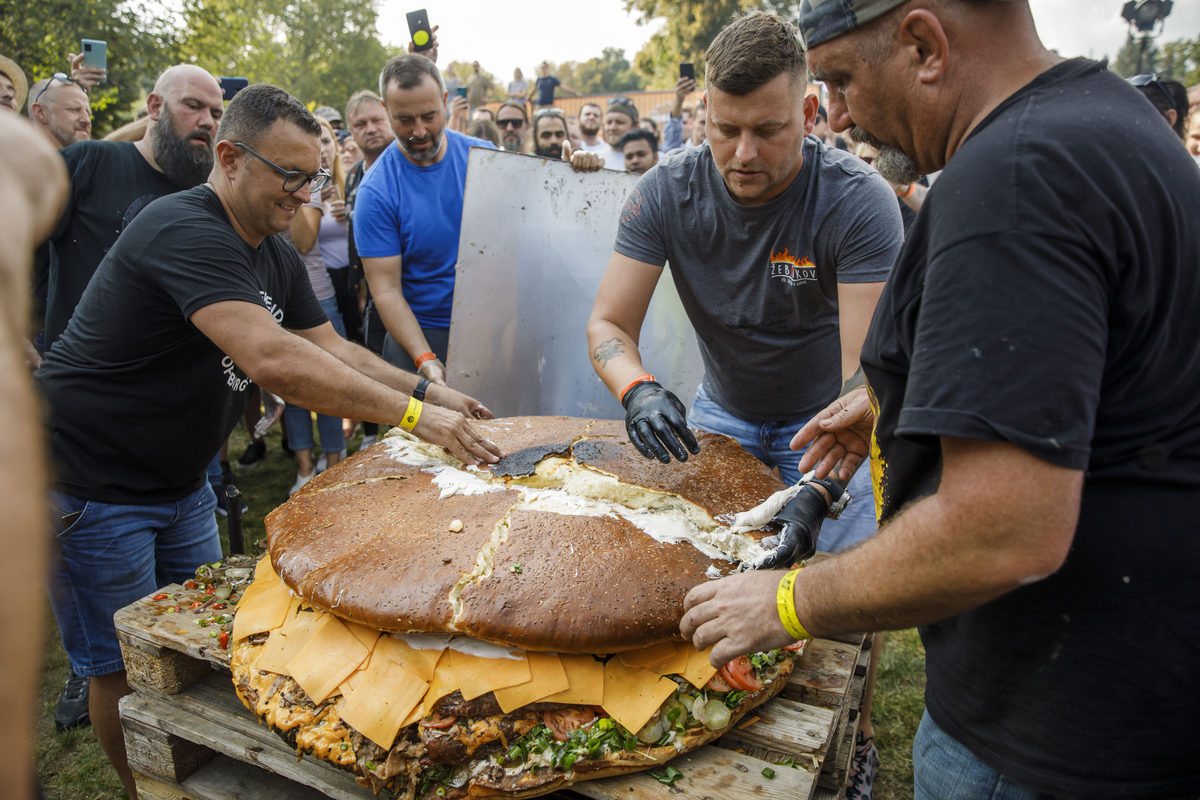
left=29, top=74, right=92, bottom=150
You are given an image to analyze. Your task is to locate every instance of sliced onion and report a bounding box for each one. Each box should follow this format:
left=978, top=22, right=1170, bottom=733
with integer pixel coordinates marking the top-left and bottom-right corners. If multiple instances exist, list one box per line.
left=692, top=695, right=708, bottom=725
left=215, top=585, right=233, bottom=600
left=702, top=699, right=730, bottom=731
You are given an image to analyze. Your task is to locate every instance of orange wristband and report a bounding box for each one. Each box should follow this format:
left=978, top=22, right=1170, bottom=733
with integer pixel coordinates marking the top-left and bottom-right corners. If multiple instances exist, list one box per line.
left=897, top=183, right=916, bottom=198
left=619, top=374, right=656, bottom=403
left=414, top=352, right=437, bottom=369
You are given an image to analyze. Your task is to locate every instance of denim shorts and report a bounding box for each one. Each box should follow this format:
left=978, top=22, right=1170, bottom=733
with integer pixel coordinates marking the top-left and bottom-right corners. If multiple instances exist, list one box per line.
left=689, top=383, right=877, bottom=553
left=47, top=484, right=223, bottom=676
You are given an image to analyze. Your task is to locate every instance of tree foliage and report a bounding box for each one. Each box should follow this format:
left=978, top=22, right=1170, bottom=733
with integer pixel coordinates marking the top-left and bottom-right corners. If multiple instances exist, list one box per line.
left=0, top=0, right=176, bottom=135
left=555, top=48, right=645, bottom=94
left=177, top=0, right=397, bottom=112
left=1109, top=33, right=1200, bottom=87
left=623, top=0, right=801, bottom=89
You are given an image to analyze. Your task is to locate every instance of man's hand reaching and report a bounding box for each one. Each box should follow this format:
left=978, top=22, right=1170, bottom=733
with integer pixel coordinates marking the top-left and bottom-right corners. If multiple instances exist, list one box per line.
left=410, top=403, right=503, bottom=466
left=562, top=140, right=603, bottom=173
left=622, top=381, right=700, bottom=463
left=792, top=386, right=874, bottom=482
left=418, top=357, right=448, bottom=387
left=425, top=382, right=494, bottom=420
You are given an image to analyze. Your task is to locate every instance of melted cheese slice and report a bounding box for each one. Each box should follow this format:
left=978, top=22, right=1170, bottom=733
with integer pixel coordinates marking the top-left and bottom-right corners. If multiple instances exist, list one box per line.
left=680, top=643, right=719, bottom=689
left=288, top=616, right=371, bottom=704
left=601, top=658, right=678, bottom=735
left=344, top=621, right=382, bottom=652
left=231, top=567, right=294, bottom=642
left=617, top=640, right=678, bottom=669
left=452, top=649, right=531, bottom=701
left=253, top=601, right=330, bottom=675
left=540, top=654, right=604, bottom=705
left=643, top=644, right=690, bottom=676
left=338, top=657, right=429, bottom=749
left=339, top=649, right=375, bottom=698
left=492, top=652, right=571, bottom=713
left=374, top=635, right=442, bottom=681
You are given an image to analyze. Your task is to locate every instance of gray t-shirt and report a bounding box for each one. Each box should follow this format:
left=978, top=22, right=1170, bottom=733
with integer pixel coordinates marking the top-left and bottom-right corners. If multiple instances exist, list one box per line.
left=614, top=137, right=902, bottom=420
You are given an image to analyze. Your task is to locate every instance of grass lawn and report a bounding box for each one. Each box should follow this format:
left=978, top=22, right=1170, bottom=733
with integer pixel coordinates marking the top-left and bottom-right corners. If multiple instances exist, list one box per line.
left=35, top=421, right=927, bottom=799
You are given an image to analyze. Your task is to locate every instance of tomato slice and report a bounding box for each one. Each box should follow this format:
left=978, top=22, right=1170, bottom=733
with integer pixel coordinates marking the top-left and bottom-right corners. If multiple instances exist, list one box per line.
left=705, top=671, right=734, bottom=692
left=721, top=656, right=763, bottom=692
left=419, top=710, right=458, bottom=729
left=784, top=640, right=807, bottom=652
left=544, top=708, right=596, bottom=741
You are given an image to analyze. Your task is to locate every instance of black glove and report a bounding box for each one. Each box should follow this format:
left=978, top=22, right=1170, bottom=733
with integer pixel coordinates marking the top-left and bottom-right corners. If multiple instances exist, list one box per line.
left=621, top=381, right=701, bottom=464
left=756, top=479, right=845, bottom=569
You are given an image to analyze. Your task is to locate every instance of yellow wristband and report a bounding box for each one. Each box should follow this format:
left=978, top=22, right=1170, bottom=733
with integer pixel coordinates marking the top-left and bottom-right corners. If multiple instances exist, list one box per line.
left=399, top=397, right=423, bottom=432
left=776, top=567, right=811, bottom=641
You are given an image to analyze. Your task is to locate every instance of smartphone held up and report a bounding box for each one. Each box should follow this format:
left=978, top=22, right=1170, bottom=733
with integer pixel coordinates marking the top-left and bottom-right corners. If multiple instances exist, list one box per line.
left=407, top=9, right=434, bottom=52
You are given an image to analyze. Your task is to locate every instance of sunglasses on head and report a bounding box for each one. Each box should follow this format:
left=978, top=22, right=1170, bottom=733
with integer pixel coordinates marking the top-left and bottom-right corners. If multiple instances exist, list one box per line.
left=33, top=73, right=79, bottom=105
left=533, top=108, right=564, bottom=119
left=1130, top=73, right=1174, bottom=110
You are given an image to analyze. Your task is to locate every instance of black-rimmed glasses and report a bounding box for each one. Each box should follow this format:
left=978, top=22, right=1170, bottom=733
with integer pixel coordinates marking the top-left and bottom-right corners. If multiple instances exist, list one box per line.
left=234, top=142, right=331, bottom=193
left=1129, top=74, right=1175, bottom=110
left=33, top=73, right=79, bottom=105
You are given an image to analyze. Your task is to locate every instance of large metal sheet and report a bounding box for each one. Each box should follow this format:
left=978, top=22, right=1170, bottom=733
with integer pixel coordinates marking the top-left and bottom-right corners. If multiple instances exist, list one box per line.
left=447, top=148, right=703, bottom=419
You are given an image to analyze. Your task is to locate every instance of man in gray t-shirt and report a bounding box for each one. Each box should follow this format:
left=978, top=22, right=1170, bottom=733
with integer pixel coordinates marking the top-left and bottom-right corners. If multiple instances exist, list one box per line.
left=587, top=17, right=901, bottom=555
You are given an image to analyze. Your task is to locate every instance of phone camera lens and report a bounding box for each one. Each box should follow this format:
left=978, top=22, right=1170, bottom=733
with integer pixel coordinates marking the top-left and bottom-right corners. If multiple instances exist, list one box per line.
left=84, top=44, right=92, bottom=51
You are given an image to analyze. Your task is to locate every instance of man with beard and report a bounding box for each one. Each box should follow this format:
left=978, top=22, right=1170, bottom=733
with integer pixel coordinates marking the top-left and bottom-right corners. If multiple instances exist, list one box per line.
left=496, top=101, right=528, bottom=152
left=530, top=109, right=604, bottom=171
left=43, top=64, right=223, bottom=352
left=600, top=96, right=639, bottom=171
left=28, top=76, right=92, bottom=149
left=578, top=101, right=623, bottom=169
left=587, top=15, right=900, bottom=794
left=38, top=84, right=503, bottom=798
left=684, top=1, right=1200, bottom=799
left=355, top=55, right=497, bottom=384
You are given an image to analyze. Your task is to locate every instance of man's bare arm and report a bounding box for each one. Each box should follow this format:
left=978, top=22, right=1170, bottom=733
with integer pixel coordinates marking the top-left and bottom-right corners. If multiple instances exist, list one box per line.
left=361, top=254, right=447, bottom=385
left=190, top=302, right=501, bottom=464
left=295, top=322, right=494, bottom=420
left=682, top=437, right=1082, bottom=664
left=585, top=251, right=665, bottom=398
left=836, top=281, right=885, bottom=387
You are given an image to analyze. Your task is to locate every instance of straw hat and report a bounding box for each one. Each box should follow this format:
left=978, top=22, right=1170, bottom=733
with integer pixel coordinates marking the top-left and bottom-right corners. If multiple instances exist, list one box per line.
left=0, top=54, right=28, bottom=112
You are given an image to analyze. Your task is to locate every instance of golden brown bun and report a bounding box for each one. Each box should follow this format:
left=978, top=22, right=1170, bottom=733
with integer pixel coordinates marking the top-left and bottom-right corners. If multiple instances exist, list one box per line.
left=267, top=460, right=520, bottom=632
left=456, top=510, right=721, bottom=652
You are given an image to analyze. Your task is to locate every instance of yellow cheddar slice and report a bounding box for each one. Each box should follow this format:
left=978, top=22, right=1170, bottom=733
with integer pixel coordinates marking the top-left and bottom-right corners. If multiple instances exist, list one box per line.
left=288, top=616, right=371, bottom=704
left=339, top=648, right=374, bottom=699
left=231, top=577, right=293, bottom=642
left=540, top=654, right=604, bottom=705
left=492, top=652, right=571, bottom=713
left=680, top=643, right=719, bottom=689
left=617, top=640, right=678, bottom=669
left=643, top=645, right=690, bottom=676
left=253, top=600, right=330, bottom=675
left=601, top=658, right=678, bottom=735
left=338, top=657, right=428, bottom=750
left=452, top=649, right=531, bottom=701
left=424, top=650, right=459, bottom=710
left=344, top=621, right=382, bottom=652
left=373, top=636, right=443, bottom=682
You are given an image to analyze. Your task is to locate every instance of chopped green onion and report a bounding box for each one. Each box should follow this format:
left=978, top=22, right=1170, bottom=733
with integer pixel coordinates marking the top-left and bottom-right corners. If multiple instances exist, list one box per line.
left=762, top=767, right=775, bottom=779
left=339, top=742, right=349, bottom=751
left=649, top=766, right=683, bottom=785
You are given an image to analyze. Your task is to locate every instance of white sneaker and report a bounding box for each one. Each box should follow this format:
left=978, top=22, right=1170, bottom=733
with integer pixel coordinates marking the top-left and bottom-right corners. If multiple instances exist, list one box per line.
left=289, top=469, right=316, bottom=496
left=359, top=434, right=378, bottom=451
left=316, top=449, right=348, bottom=474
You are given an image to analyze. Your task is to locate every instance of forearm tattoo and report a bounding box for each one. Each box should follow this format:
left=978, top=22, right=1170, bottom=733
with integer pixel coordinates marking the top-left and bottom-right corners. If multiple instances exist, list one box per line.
left=593, top=337, right=625, bottom=368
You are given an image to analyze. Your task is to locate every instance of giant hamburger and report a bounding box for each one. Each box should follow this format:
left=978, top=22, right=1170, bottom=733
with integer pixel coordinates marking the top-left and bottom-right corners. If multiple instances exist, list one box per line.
left=231, top=416, right=808, bottom=798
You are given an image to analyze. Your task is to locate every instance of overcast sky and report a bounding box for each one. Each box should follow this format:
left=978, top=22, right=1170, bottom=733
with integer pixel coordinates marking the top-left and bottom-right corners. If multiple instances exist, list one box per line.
left=377, top=0, right=1200, bottom=81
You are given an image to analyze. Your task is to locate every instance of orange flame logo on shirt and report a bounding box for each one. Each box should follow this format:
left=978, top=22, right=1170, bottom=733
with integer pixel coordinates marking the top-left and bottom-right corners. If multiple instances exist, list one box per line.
left=770, top=248, right=815, bottom=269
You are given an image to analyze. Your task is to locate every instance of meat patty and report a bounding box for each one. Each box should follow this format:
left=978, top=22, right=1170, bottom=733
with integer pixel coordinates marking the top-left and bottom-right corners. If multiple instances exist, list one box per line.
left=420, top=714, right=541, bottom=764
left=434, top=690, right=571, bottom=718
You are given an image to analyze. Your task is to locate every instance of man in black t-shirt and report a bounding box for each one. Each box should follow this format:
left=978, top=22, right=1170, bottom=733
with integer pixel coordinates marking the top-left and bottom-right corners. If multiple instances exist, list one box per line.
left=38, top=84, right=503, bottom=797
left=44, top=64, right=226, bottom=353
left=681, top=2, right=1200, bottom=798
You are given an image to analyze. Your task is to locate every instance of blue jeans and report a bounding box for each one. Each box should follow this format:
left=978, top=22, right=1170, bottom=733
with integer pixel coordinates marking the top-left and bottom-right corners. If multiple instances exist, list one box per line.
left=914, top=711, right=1050, bottom=800
left=689, top=383, right=877, bottom=553
left=284, top=296, right=347, bottom=454
left=47, top=484, right=223, bottom=676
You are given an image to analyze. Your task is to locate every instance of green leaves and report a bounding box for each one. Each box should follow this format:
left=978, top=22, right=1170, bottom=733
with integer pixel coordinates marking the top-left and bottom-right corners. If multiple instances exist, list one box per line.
left=648, top=765, right=683, bottom=785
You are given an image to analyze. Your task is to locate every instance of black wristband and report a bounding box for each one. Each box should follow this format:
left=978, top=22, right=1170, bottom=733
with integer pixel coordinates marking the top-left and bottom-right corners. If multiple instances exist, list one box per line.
left=413, top=377, right=431, bottom=402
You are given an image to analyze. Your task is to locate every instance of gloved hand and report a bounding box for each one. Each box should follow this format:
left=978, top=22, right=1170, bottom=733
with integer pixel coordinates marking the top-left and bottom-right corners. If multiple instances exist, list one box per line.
left=755, top=480, right=844, bottom=569
left=621, top=381, right=701, bottom=464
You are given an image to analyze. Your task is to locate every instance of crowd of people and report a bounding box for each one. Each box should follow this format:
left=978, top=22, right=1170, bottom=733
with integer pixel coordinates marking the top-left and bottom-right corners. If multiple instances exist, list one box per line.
left=2, top=3, right=1200, bottom=799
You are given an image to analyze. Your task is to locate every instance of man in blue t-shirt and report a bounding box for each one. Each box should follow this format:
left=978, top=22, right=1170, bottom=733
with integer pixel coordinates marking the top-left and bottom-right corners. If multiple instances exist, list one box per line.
left=354, top=54, right=497, bottom=386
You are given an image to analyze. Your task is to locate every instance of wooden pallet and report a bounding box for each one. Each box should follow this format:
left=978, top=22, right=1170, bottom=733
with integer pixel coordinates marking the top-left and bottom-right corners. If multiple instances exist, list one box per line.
left=116, top=568, right=869, bottom=800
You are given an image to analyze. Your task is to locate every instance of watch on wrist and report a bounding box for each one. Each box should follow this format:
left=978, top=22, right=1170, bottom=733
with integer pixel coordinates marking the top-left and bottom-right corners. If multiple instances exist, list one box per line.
left=808, top=477, right=852, bottom=520
left=413, top=377, right=431, bottom=402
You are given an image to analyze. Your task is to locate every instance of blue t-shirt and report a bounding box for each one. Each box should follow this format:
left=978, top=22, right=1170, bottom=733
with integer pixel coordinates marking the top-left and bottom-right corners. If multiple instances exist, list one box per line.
left=534, top=76, right=560, bottom=106
left=352, top=129, right=496, bottom=328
